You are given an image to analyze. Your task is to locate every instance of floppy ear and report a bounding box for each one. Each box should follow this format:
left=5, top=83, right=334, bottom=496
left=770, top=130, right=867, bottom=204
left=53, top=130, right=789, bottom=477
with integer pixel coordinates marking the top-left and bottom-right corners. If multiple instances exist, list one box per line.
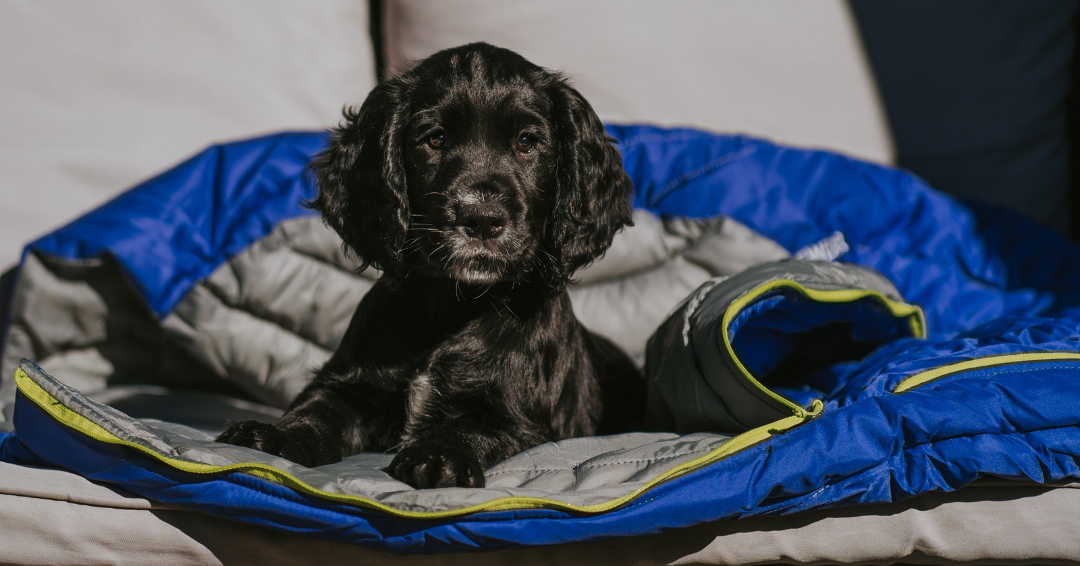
left=545, top=78, right=635, bottom=286
left=307, top=83, right=411, bottom=278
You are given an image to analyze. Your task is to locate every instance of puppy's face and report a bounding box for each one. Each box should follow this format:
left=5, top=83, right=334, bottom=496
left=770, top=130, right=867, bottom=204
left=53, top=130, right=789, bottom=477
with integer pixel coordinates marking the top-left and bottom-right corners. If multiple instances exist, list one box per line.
left=401, top=63, right=557, bottom=285
left=309, top=43, right=634, bottom=289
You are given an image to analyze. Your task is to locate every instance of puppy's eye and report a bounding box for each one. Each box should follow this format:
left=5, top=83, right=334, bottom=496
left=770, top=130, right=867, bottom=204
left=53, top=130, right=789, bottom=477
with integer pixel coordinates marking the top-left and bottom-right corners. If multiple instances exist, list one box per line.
left=515, top=133, right=537, bottom=154
left=428, top=133, right=445, bottom=149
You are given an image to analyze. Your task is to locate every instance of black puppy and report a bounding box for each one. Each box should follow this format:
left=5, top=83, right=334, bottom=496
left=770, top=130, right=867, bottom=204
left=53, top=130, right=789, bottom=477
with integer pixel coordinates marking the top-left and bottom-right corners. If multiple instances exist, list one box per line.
left=217, top=43, right=644, bottom=489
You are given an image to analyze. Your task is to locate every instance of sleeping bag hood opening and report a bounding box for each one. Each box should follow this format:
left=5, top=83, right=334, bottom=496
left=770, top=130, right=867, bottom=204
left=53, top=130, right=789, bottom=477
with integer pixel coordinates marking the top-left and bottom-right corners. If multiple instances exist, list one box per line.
left=645, top=260, right=926, bottom=435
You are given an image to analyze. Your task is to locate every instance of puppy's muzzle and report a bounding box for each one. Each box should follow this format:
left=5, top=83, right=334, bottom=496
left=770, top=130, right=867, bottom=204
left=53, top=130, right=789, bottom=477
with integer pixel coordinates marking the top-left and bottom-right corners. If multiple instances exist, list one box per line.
left=456, top=202, right=508, bottom=241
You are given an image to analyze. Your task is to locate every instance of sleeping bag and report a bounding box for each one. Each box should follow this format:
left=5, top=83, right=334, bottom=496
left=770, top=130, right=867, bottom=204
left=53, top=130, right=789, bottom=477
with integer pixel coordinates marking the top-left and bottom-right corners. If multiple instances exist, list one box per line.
left=2, top=124, right=1080, bottom=552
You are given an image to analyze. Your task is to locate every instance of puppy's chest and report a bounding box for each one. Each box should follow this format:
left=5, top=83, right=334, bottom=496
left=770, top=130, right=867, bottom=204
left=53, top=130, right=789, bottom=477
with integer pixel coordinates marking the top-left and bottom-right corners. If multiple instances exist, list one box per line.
left=411, top=333, right=529, bottom=391
left=400, top=329, right=540, bottom=415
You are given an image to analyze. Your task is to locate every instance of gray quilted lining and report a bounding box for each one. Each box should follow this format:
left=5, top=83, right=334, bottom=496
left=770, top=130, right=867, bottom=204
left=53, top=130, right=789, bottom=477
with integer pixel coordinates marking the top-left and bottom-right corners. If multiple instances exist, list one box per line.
left=2, top=211, right=792, bottom=508
left=2, top=209, right=791, bottom=420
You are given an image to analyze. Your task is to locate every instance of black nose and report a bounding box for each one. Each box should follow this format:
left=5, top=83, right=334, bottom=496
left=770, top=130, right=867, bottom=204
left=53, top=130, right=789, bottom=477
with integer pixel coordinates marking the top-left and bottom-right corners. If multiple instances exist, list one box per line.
left=457, top=202, right=508, bottom=240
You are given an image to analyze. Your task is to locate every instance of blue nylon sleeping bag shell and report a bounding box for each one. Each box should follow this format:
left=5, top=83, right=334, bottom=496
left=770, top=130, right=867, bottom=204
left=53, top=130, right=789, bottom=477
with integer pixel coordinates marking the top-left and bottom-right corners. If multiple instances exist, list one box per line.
left=4, top=124, right=1080, bottom=552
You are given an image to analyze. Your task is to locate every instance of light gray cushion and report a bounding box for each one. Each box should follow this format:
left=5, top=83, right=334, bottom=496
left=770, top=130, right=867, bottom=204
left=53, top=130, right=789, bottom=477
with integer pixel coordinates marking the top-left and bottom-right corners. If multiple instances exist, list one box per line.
left=0, top=0, right=377, bottom=270
left=383, top=0, right=893, bottom=166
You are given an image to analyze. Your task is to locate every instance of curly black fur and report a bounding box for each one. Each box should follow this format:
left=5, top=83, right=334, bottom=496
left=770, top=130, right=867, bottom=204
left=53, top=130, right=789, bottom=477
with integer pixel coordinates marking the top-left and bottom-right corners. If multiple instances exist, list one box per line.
left=217, top=43, right=645, bottom=489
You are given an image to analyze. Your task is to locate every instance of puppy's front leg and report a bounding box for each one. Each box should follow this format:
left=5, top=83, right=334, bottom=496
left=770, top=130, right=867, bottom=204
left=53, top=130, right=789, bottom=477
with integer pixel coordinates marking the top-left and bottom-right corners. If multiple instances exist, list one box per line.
left=386, top=409, right=548, bottom=489
left=215, top=388, right=358, bottom=467
left=217, top=371, right=405, bottom=467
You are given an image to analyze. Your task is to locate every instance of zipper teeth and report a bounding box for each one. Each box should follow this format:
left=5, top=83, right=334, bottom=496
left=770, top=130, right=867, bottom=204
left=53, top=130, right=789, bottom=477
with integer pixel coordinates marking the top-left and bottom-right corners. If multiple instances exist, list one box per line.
left=14, top=368, right=820, bottom=520
left=893, top=351, right=1080, bottom=393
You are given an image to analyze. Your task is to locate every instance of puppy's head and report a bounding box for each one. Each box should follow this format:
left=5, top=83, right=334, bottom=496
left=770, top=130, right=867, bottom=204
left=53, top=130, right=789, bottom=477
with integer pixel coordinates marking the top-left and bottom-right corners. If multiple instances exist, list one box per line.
left=309, top=42, right=633, bottom=289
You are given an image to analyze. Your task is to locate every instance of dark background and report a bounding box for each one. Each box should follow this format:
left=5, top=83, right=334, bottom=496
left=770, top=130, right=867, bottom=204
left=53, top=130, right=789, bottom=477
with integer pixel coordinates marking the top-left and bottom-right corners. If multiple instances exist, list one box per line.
left=851, top=1, right=1079, bottom=240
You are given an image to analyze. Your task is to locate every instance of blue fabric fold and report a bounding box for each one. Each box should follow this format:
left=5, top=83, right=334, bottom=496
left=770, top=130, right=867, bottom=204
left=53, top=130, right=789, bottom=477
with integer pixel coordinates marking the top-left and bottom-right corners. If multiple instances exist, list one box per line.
left=24, top=131, right=325, bottom=318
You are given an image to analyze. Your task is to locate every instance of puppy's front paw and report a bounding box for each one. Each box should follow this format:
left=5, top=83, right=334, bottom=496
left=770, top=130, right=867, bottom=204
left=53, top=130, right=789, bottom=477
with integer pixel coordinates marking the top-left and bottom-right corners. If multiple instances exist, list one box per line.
left=217, top=420, right=285, bottom=451
left=216, top=420, right=322, bottom=467
left=386, top=444, right=485, bottom=489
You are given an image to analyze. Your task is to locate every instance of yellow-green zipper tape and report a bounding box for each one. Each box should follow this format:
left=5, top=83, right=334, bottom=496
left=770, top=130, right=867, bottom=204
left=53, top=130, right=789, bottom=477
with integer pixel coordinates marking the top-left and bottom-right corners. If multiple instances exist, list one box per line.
left=14, top=368, right=822, bottom=520
left=894, top=351, right=1080, bottom=393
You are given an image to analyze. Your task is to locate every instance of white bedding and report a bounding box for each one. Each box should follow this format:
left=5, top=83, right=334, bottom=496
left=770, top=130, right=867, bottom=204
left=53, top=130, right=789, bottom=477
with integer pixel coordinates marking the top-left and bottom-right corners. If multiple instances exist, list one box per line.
left=3, top=459, right=1078, bottom=565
